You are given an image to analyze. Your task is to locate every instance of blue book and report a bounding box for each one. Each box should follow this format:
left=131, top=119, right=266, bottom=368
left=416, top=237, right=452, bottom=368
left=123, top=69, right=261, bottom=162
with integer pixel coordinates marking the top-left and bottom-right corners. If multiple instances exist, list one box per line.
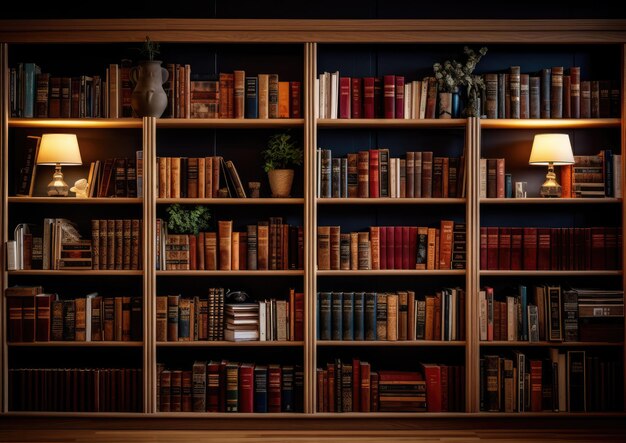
left=318, top=292, right=332, bottom=340
left=604, top=149, right=613, bottom=197
left=353, top=292, right=365, bottom=340
left=364, top=292, right=377, bottom=341
left=331, top=292, right=343, bottom=340
left=281, top=365, right=294, bottom=412
left=342, top=292, right=354, bottom=340
left=254, top=365, right=268, bottom=412
left=22, top=62, right=41, bottom=118
left=505, top=173, right=512, bottom=198
left=519, top=285, right=528, bottom=341
left=245, top=77, right=258, bottom=119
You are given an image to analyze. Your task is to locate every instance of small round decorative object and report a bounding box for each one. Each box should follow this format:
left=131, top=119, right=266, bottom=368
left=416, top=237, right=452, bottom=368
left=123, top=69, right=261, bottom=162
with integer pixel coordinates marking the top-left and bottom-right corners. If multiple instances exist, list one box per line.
left=248, top=181, right=261, bottom=198
left=225, top=290, right=250, bottom=304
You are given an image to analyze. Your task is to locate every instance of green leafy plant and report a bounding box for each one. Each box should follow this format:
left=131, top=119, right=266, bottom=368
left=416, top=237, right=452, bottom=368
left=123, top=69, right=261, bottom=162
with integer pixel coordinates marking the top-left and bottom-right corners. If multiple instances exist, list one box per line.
left=165, top=204, right=211, bottom=235
left=262, top=132, right=303, bottom=173
left=138, top=35, right=160, bottom=61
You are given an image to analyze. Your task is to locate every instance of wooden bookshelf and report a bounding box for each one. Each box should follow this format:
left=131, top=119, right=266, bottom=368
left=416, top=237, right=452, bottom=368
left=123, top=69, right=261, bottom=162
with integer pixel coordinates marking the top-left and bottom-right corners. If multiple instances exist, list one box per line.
left=0, top=18, right=624, bottom=421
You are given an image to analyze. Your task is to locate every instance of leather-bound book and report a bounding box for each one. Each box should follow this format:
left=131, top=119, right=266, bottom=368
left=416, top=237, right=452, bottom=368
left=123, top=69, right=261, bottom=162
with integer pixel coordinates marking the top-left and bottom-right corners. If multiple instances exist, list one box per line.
left=591, top=81, right=600, bottom=118
left=569, top=67, right=580, bottom=118
left=485, top=73, right=498, bottom=119
left=357, top=150, right=369, bottom=198
left=580, top=81, right=591, bottom=118
left=540, top=68, right=551, bottom=118
left=550, top=67, right=563, bottom=118
left=317, top=226, right=331, bottom=270
left=339, top=76, right=351, bottom=119
left=218, top=220, right=232, bottom=271
left=520, top=74, right=530, bottom=119
left=529, top=76, right=541, bottom=118
left=509, top=66, right=521, bottom=119
left=290, top=81, right=301, bottom=118
left=369, top=149, right=380, bottom=198
left=351, top=78, right=362, bottom=118
left=563, top=75, right=571, bottom=118
left=395, top=76, right=404, bottom=119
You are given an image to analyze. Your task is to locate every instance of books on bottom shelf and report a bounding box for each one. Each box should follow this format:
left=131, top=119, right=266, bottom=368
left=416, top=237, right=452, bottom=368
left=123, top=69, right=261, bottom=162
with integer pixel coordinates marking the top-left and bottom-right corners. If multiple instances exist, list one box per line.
left=480, top=349, right=622, bottom=412
left=157, top=361, right=303, bottom=413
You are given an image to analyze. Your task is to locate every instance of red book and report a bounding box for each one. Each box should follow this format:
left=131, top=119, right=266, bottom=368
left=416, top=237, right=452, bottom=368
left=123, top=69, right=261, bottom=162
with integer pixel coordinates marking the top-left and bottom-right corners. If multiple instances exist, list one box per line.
left=510, top=227, right=523, bottom=271
left=7, top=298, right=23, bottom=342
left=498, top=227, right=511, bottom=270
left=268, top=364, right=282, bottom=413
left=402, top=226, right=410, bottom=269
left=569, top=67, right=581, bottom=118
left=560, top=165, right=572, bottom=198
left=523, top=227, right=538, bottom=270
left=351, top=78, right=362, bottom=118
left=386, top=226, right=395, bottom=270
left=394, top=226, right=403, bottom=270
left=480, top=227, right=487, bottom=270
left=438, top=220, right=453, bottom=270
left=395, top=76, right=405, bottom=119
left=383, top=75, right=395, bottom=118
left=408, top=226, right=418, bottom=270
left=36, top=294, right=54, bottom=342
left=360, top=362, right=371, bottom=412
left=421, top=363, right=442, bottom=412
left=289, top=81, right=301, bottom=118
left=441, top=365, right=449, bottom=412
left=369, top=149, right=380, bottom=198
left=537, top=228, right=551, bottom=270
left=238, top=363, right=254, bottom=413
left=352, top=358, right=360, bottom=412
left=487, top=227, right=499, bottom=270
left=206, top=361, right=220, bottom=412
left=591, top=227, right=606, bottom=270
left=379, top=226, right=387, bottom=270
left=362, top=77, right=375, bottom=118
left=530, top=360, right=543, bottom=412
left=22, top=296, right=36, bottom=342
left=496, top=158, right=505, bottom=198
left=339, top=77, right=351, bottom=119
left=425, top=77, right=437, bottom=119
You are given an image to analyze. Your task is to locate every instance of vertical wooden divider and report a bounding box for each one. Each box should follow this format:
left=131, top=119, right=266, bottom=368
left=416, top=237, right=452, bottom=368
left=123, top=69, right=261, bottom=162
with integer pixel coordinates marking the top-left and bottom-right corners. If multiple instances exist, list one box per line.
left=466, top=116, right=481, bottom=412
left=305, top=42, right=318, bottom=414
left=622, top=43, right=626, bottom=412
left=143, top=116, right=157, bottom=413
left=0, top=43, right=8, bottom=414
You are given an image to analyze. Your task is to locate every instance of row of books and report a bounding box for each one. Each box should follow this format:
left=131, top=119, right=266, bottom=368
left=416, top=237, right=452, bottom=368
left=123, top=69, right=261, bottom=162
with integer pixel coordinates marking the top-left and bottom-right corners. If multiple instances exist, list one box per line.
left=480, top=350, right=623, bottom=412
left=316, top=73, right=440, bottom=119
left=157, top=362, right=303, bottom=413
left=90, top=219, right=143, bottom=270
left=10, top=62, right=303, bottom=120
left=483, top=67, right=620, bottom=119
left=480, top=226, right=621, bottom=271
left=155, top=291, right=304, bottom=342
left=317, top=288, right=465, bottom=342
left=317, top=222, right=466, bottom=271
left=316, top=359, right=465, bottom=412
left=86, top=154, right=142, bottom=198
left=479, top=286, right=624, bottom=343
left=6, top=286, right=142, bottom=343
left=561, top=151, right=622, bottom=198
left=157, top=156, right=246, bottom=199
left=224, top=295, right=304, bottom=342
left=317, top=149, right=465, bottom=199
left=9, top=368, right=143, bottom=412
left=183, top=71, right=302, bottom=119
left=156, top=219, right=304, bottom=271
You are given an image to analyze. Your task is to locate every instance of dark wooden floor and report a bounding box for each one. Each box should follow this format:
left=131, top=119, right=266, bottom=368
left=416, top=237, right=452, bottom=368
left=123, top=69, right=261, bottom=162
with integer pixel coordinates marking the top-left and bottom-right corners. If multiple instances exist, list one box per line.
left=1, top=429, right=626, bottom=442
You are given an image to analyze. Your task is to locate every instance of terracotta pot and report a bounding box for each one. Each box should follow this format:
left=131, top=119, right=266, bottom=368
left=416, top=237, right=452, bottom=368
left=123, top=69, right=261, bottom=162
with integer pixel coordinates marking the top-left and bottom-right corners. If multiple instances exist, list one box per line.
left=268, top=169, right=294, bottom=198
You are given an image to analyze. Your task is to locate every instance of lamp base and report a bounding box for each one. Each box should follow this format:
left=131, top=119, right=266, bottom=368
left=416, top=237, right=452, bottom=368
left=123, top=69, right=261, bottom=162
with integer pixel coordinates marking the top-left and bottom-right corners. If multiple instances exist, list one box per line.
left=47, top=164, right=69, bottom=197
left=539, top=162, right=562, bottom=198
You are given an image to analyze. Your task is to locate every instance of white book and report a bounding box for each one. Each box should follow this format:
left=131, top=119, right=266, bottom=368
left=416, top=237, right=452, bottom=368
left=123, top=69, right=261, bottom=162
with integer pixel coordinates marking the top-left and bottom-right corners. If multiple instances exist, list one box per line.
left=419, top=79, right=428, bottom=119
left=6, top=240, right=17, bottom=271
left=404, top=83, right=411, bottom=119
left=259, top=300, right=266, bottom=341
left=330, top=71, right=339, bottom=119
left=479, top=158, right=487, bottom=199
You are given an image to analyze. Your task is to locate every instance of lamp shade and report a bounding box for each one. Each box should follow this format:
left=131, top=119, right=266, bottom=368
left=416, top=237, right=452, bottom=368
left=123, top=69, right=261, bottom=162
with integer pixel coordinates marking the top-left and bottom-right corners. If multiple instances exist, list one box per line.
left=528, top=133, right=574, bottom=165
left=36, top=134, right=82, bottom=165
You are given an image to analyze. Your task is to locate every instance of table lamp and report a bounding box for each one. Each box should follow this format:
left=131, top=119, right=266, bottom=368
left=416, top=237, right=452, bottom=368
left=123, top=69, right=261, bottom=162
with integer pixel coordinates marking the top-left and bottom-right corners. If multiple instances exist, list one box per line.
left=528, top=133, right=574, bottom=198
left=36, top=133, right=82, bottom=197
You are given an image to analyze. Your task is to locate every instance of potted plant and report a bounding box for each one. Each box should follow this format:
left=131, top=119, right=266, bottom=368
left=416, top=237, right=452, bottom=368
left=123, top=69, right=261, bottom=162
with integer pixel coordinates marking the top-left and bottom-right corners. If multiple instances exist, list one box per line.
left=165, top=204, right=211, bottom=235
left=262, top=132, right=303, bottom=198
left=433, top=46, right=487, bottom=118
left=130, top=36, right=169, bottom=118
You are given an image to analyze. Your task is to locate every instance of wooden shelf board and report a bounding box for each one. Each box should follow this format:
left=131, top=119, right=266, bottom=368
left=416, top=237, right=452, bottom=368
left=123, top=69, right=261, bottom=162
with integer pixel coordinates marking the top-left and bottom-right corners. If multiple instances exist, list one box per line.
left=8, top=270, right=144, bottom=276
left=8, top=118, right=142, bottom=128
left=156, top=118, right=304, bottom=128
left=317, top=340, right=466, bottom=347
left=156, top=270, right=304, bottom=276
left=480, top=341, right=623, bottom=347
left=317, top=198, right=466, bottom=205
left=157, top=198, right=303, bottom=205
left=317, top=118, right=467, bottom=128
left=8, top=341, right=144, bottom=347
left=8, top=197, right=142, bottom=204
left=157, top=341, right=304, bottom=347
left=480, top=118, right=621, bottom=129
left=2, top=412, right=147, bottom=417
left=480, top=270, right=622, bottom=276
left=154, top=412, right=309, bottom=418
left=480, top=197, right=622, bottom=205
left=317, top=270, right=465, bottom=276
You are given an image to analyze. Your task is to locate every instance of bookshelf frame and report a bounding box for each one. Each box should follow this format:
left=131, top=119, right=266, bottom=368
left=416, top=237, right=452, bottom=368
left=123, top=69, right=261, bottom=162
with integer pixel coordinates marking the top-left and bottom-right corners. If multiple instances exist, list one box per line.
left=0, top=18, right=624, bottom=420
